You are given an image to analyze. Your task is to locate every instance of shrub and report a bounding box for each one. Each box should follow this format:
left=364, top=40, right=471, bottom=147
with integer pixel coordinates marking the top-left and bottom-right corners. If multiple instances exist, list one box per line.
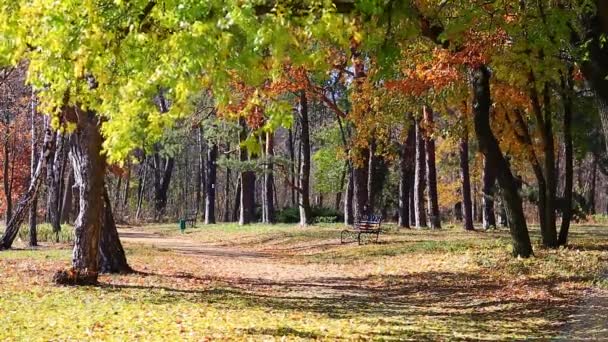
left=275, top=206, right=343, bottom=224
left=17, top=223, right=74, bottom=243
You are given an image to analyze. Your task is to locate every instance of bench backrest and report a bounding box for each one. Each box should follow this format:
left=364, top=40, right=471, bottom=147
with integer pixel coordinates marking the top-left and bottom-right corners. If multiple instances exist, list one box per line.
left=355, top=215, right=382, bottom=230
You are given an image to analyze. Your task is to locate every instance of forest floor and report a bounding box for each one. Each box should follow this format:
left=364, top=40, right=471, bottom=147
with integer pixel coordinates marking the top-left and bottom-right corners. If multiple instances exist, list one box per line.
left=1, top=222, right=607, bottom=341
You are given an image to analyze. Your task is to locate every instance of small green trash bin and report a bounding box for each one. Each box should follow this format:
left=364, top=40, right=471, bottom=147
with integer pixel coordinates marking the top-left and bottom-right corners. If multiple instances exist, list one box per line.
left=179, top=219, right=186, bottom=233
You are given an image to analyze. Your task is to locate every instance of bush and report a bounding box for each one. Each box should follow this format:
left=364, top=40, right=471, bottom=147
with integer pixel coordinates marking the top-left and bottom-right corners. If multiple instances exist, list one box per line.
left=17, top=223, right=74, bottom=243
left=275, top=206, right=343, bottom=224
left=276, top=207, right=300, bottom=223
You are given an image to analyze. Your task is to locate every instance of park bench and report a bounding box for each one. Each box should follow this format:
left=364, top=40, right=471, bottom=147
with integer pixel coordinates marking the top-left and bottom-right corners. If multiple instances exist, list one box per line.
left=182, top=210, right=198, bottom=228
left=340, top=215, right=383, bottom=245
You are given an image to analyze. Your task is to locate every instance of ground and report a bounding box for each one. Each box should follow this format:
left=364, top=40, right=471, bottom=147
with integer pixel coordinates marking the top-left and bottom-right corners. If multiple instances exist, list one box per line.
left=1, top=222, right=607, bottom=341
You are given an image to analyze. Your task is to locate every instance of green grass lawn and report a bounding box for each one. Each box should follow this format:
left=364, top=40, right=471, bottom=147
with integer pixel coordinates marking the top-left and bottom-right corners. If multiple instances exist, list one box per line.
left=1, top=223, right=607, bottom=340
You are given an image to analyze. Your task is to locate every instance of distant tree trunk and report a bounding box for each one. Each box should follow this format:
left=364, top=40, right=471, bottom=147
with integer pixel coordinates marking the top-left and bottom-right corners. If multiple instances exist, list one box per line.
left=233, top=176, right=241, bottom=222
left=152, top=154, right=174, bottom=221
left=335, top=161, right=347, bottom=211
left=54, top=109, right=105, bottom=285
left=113, top=177, right=122, bottom=210
left=47, top=133, right=66, bottom=238
left=481, top=156, right=497, bottom=229
left=298, top=91, right=312, bottom=226
left=399, top=124, right=416, bottom=228
left=367, top=139, right=376, bottom=214
left=423, top=107, right=441, bottom=229
left=98, top=187, right=131, bottom=274
left=264, top=131, right=275, bottom=223
left=122, top=164, right=131, bottom=210
left=414, top=118, right=427, bottom=228
left=223, top=149, right=232, bottom=222
left=152, top=94, right=174, bottom=221
left=0, top=116, right=56, bottom=250
left=28, top=90, right=39, bottom=246
left=344, top=165, right=354, bottom=225
left=559, top=70, right=574, bottom=246
left=288, top=128, right=296, bottom=207
left=2, top=127, right=12, bottom=225
left=526, top=82, right=558, bottom=248
left=205, top=143, right=218, bottom=224
left=472, top=65, right=533, bottom=258
left=409, top=171, right=416, bottom=226
left=196, top=126, right=204, bottom=219
left=239, top=119, right=255, bottom=225
left=135, top=159, right=147, bottom=221
left=589, top=156, right=598, bottom=215
left=61, top=167, right=73, bottom=224
left=460, top=129, right=474, bottom=231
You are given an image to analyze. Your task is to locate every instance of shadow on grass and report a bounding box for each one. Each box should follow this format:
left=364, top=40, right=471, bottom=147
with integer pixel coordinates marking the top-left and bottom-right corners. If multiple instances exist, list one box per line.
left=98, top=270, right=603, bottom=340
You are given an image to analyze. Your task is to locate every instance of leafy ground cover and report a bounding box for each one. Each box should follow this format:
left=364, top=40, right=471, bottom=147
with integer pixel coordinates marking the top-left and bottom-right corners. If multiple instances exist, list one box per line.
left=1, top=223, right=607, bottom=340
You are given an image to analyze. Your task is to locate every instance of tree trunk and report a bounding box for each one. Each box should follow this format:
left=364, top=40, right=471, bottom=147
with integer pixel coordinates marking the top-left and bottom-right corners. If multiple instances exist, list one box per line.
left=298, top=91, right=312, bottom=226
left=152, top=154, right=174, bottom=221
left=57, top=109, right=106, bottom=284
left=122, top=164, right=131, bottom=211
left=335, top=161, right=347, bottom=211
left=481, top=156, right=497, bottom=229
left=0, top=116, right=56, bottom=250
left=205, top=143, right=218, bottom=224
left=423, top=107, right=441, bottom=229
left=288, top=128, right=296, bottom=207
left=344, top=164, right=354, bottom=225
left=399, top=123, right=415, bottom=228
left=47, top=132, right=66, bottom=237
left=588, top=156, right=598, bottom=215
left=581, top=2, right=608, bottom=156
left=2, top=134, right=11, bottom=226
left=196, top=126, right=204, bottom=218
left=264, top=131, right=275, bottom=223
left=239, top=119, right=255, bottom=225
left=61, top=167, right=73, bottom=224
left=460, top=131, right=474, bottom=231
left=414, top=118, right=427, bottom=228
left=135, top=159, right=147, bottom=221
left=367, top=139, right=376, bottom=214
left=559, top=71, right=574, bottom=246
left=472, top=65, right=533, bottom=257
left=233, top=176, right=241, bottom=222
left=223, top=153, right=232, bottom=222
left=98, top=187, right=131, bottom=274
left=28, top=90, right=39, bottom=246
left=541, top=84, right=558, bottom=248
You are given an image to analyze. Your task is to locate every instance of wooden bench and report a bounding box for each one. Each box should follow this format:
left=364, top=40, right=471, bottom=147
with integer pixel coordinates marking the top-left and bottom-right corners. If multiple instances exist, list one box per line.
left=341, top=215, right=383, bottom=245
left=182, top=211, right=198, bottom=228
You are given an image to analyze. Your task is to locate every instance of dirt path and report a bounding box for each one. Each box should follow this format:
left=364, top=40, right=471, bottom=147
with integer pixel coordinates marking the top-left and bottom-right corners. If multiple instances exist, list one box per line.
left=558, top=272, right=608, bottom=341
left=118, top=228, right=271, bottom=259
left=117, top=228, right=363, bottom=288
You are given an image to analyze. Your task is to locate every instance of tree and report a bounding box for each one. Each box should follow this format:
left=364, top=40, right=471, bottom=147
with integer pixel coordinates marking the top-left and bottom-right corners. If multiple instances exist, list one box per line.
left=481, top=156, right=497, bottom=229
left=414, top=117, right=427, bottom=228
left=423, top=106, right=441, bottom=229
left=298, top=91, right=312, bottom=226
left=239, top=119, right=255, bottom=226
left=205, top=142, right=218, bottom=224
left=472, top=66, right=532, bottom=257
left=398, top=123, right=415, bottom=228
left=0, top=116, right=56, bottom=250
left=459, top=121, right=474, bottom=231
left=263, top=131, right=275, bottom=224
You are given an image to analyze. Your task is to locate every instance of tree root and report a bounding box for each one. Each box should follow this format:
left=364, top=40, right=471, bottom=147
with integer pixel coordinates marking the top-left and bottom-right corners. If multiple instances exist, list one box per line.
left=53, top=268, right=98, bottom=286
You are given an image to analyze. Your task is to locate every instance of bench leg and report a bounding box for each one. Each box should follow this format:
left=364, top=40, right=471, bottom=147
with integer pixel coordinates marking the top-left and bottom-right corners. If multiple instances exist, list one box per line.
left=357, top=232, right=362, bottom=245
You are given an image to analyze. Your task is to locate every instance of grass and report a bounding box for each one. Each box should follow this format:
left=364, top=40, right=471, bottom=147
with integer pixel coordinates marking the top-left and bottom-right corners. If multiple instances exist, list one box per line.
left=1, top=222, right=607, bottom=340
